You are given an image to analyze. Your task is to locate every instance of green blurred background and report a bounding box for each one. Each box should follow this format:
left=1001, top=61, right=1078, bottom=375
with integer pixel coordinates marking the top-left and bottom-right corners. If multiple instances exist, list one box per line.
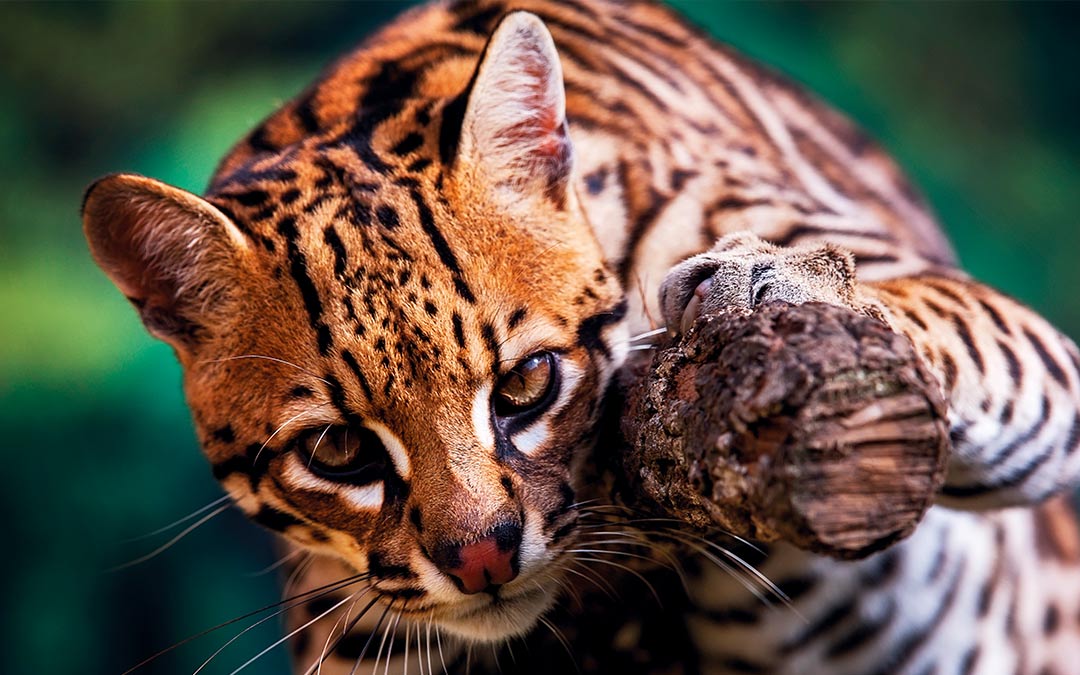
left=2, top=1, right=1078, bottom=673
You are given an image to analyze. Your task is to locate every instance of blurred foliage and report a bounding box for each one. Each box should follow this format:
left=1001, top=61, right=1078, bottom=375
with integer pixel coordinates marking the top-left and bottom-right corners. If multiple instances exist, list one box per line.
left=1, top=1, right=1077, bottom=673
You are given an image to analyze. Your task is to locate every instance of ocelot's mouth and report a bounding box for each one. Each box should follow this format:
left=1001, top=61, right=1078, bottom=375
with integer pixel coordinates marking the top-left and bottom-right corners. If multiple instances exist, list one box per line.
left=424, top=577, right=559, bottom=642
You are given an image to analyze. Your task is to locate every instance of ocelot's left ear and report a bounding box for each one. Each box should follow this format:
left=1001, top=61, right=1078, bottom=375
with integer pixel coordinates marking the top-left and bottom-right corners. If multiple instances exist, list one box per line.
left=82, top=173, right=250, bottom=358
left=452, top=11, right=575, bottom=212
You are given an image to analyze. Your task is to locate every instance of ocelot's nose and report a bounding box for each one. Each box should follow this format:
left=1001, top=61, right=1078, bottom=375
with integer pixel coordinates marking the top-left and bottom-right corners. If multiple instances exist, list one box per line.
left=432, top=523, right=522, bottom=595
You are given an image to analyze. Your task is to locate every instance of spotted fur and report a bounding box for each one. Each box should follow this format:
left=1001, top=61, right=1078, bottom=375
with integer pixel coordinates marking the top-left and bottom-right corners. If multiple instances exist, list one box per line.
left=83, top=1, right=1080, bottom=673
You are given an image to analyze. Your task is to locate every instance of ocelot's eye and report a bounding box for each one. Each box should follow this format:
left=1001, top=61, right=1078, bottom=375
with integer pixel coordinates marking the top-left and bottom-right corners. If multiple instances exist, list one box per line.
left=494, top=352, right=557, bottom=418
left=299, top=425, right=387, bottom=483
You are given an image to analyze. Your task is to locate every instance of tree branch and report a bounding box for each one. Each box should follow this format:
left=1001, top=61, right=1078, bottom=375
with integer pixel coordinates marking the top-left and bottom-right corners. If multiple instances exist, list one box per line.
left=617, top=302, right=949, bottom=560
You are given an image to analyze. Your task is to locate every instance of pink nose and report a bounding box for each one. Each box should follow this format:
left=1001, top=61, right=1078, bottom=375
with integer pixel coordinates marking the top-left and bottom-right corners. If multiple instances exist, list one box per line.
left=436, top=524, right=521, bottom=594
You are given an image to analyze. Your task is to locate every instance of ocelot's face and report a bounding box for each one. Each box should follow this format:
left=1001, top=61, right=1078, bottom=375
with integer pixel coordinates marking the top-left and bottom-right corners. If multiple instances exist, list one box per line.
left=180, top=147, right=627, bottom=639
left=82, top=10, right=629, bottom=641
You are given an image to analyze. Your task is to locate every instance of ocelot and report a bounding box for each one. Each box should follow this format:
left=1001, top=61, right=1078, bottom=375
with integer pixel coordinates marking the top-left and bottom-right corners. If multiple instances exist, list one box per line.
left=83, top=1, right=1080, bottom=673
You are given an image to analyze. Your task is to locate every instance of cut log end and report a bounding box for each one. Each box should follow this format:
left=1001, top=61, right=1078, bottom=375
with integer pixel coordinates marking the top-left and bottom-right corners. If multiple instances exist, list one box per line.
left=620, top=302, right=950, bottom=560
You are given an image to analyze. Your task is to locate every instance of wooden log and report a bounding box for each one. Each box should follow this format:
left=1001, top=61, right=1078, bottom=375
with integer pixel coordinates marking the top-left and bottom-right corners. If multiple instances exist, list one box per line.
left=618, top=302, right=950, bottom=560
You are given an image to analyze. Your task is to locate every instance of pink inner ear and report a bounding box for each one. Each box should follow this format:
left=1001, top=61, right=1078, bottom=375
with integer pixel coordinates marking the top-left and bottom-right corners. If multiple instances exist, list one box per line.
left=519, top=54, right=565, bottom=153
left=494, top=49, right=570, bottom=168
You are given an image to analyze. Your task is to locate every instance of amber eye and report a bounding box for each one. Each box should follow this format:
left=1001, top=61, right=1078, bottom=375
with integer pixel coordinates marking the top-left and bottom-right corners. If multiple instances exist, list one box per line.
left=299, top=425, right=387, bottom=483
left=494, top=352, right=557, bottom=418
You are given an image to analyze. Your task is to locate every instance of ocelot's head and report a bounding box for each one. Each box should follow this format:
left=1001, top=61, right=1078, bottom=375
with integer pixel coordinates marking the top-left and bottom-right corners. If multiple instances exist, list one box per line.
left=82, top=13, right=628, bottom=640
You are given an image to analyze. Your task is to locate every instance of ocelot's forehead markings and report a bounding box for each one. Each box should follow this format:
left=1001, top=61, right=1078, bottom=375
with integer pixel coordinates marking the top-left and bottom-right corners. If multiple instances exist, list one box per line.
left=208, top=139, right=620, bottom=408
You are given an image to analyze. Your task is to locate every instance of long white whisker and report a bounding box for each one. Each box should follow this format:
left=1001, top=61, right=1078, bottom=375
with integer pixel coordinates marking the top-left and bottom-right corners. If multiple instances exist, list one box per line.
left=378, top=604, right=405, bottom=675
left=314, top=591, right=369, bottom=675
left=537, top=616, right=577, bottom=672
left=255, top=403, right=329, bottom=464
left=108, top=504, right=229, bottom=572
left=425, top=612, right=436, bottom=675
left=123, top=495, right=230, bottom=542
left=220, top=589, right=360, bottom=675
left=247, top=547, right=305, bottom=577
left=308, top=423, right=334, bottom=468
left=557, top=560, right=617, bottom=599
left=626, top=326, right=668, bottom=342
left=435, top=623, right=448, bottom=675
left=284, top=555, right=318, bottom=600
left=573, top=555, right=662, bottom=605
left=120, top=571, right=369, bottom=675
left=203, top=354, right=331, bottom=385
left=348, top=601, right=394, bottom=675
left=307, top=594, right=384, bottom=675
left=660, top=529, right=785, bottom=603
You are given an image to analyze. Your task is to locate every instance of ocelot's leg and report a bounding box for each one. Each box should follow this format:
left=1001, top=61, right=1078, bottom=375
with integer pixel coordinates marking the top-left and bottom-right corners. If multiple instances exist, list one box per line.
left=661, top=233, right=1080, bottom=510
left=868, top=274, right=1080, bottom=508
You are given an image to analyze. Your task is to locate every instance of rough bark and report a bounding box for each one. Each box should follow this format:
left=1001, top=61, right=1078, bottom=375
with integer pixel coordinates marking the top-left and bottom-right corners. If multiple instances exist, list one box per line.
left=618, top=302, right=950, bottom=560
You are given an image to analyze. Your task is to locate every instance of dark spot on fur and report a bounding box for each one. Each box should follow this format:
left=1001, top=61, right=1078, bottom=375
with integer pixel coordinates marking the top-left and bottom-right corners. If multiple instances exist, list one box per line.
left=212, top=425, right=235, bottom=444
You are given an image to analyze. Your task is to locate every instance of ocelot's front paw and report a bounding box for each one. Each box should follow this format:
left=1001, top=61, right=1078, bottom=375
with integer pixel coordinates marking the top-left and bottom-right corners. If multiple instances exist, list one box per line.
left=658, top=232, right=882, bottom=335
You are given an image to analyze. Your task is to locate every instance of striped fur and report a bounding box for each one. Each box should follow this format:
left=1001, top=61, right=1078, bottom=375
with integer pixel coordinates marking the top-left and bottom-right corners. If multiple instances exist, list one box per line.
left=82, top=1, right=1080, bottom=673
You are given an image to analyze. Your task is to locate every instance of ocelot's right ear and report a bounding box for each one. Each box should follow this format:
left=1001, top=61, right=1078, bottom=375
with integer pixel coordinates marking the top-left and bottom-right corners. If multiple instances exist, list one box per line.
left=82, top=173, right=250, bottom=357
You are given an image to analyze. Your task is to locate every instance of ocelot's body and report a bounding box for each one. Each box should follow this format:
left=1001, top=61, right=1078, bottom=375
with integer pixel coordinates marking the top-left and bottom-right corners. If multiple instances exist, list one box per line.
left=82, top=1, right=1080, bottom=674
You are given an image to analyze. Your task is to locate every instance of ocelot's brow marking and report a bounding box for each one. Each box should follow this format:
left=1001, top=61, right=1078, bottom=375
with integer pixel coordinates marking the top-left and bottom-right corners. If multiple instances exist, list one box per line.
left=83, top=0, right=1080, bottom=673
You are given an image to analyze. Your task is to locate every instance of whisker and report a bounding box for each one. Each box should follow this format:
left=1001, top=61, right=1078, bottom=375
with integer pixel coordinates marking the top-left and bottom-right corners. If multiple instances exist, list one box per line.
left=503, top=633, right=516, bottom=666
left=565, top=497, right=604, bottom=511
left=655, top=530, right=780, bottom=609
left=308, top=423, right=334, bottom=469
left=634, top=272, right=661, bottom=330
left=314, top=591, right=367, bottom=675
left=305, top=594, right=383, bottom=675
left=537, top=616, right=579, bottom=674
left=108, top=503, right=230, bottom=572
left=222, top=589, right=363, bottom=675
left=576, top=505, right=767, bottom=557
left=626, top=326, right=668, bottom=342
left=284, top=555, right=318, bottom=600
left=246, top=548, right=306, bottom=578
left=202, top=354, right=331, bottom=385
left=491, top=640, right=502, bottom=675
left=347, top=600, right=395, bottom=675
left=660, top=529, right=783, bottom=599
left=538, top=570, right=582, bottom=609
left=213, top=588, right=360, bottom=675
left=377, top=602, right=406, bottom=675
left=122, top=495, right=230, bottom=542
left=573, top=555, right=662, bottom=606
left=556, top=560, right=617, bottom=600
left=254, top=403, right=330, bottom=465
left=435, top=621, right=449, bottom=675
left=424, top=615, right=434, bottom=675
left=120, top=571, right=370, bottom=674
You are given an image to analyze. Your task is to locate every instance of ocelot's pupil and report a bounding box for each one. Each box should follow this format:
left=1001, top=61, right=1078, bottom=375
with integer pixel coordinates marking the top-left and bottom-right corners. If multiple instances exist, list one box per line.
left=496, top=352, right=555, bottom=415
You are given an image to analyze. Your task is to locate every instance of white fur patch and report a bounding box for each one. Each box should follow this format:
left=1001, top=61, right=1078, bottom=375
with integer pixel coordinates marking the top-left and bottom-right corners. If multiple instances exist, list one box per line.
left=282, top=452, right=336, bottom=492
left=281, top=452, right=384, bottom=511
left=510, top=421, right=550, bottom=457
left=366, top=421, right=412, bottom=480
left=472, top=382, right=495, bottom=452
left=341, top=483, right=384, bottom=511
left=516, top=507, right=548, bottom=575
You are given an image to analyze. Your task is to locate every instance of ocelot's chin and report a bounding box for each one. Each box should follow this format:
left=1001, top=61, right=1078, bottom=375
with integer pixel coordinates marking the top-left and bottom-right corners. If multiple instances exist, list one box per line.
left=435, top=579, right=558, bottom=642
